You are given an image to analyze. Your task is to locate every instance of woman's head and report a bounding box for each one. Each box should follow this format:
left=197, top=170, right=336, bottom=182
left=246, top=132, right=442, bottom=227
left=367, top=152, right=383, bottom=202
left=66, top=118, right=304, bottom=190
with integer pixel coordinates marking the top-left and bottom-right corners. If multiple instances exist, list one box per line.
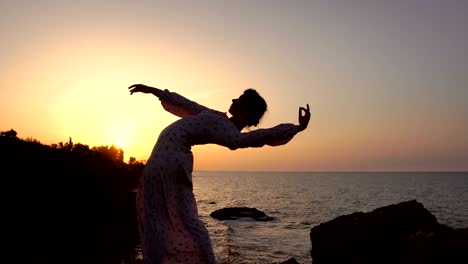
left=229, top=88, right=267, bottom=127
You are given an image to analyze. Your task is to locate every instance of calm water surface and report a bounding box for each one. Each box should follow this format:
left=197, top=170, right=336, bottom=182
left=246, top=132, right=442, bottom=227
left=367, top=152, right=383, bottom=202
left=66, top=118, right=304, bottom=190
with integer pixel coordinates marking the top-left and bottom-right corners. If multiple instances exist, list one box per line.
left=192, top=171, right=468, bottom=264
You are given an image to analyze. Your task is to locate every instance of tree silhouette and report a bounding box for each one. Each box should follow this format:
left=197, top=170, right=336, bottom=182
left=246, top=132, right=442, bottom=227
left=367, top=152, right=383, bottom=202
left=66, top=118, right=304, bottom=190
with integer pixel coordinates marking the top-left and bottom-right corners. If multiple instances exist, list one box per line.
left=0, top=129, right=17, bottom=137
left=73, top=143, right=90, bottom=152
left=91, top=144, right=124, bottom=162
left=1, top=131, right=144, bottom=264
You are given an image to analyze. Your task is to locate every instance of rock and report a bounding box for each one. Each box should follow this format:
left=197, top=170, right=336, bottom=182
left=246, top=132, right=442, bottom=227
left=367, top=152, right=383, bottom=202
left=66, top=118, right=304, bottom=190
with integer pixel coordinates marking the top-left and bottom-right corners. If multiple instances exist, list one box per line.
left=280, top=257, right=300, bottom=264
left=309, top=200, right=468, bottom=264
left=210, top=207, right=274, bottom=221
left=401, top=225, right=468, bottom=264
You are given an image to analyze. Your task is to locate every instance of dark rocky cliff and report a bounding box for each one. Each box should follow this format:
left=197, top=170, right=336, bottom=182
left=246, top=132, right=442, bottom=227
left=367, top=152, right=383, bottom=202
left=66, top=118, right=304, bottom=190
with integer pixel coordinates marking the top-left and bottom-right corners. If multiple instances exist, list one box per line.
left=310, top=200, right=468, bottom=264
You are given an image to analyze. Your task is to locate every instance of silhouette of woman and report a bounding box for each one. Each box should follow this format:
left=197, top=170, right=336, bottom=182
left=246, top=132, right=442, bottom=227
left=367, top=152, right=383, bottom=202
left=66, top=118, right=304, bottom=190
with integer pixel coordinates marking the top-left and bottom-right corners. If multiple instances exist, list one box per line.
left=129, top=84, right=310, bottom=264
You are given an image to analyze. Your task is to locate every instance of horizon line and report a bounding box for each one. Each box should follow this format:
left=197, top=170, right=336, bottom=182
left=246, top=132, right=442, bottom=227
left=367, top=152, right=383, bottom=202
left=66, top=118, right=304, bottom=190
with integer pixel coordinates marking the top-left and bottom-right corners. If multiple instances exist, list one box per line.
left=194, top=170, right=468, bottom=173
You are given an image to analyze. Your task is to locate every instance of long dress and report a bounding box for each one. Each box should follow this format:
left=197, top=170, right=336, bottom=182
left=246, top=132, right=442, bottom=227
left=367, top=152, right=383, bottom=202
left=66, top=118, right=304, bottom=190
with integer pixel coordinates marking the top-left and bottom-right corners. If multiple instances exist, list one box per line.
left=136, top=89, right=300, bottom=264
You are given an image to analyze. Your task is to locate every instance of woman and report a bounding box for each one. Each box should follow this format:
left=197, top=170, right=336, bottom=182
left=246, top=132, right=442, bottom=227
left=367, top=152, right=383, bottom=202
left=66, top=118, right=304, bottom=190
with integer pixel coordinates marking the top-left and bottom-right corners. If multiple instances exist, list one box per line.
left=129, top=84, right=310, bottom=264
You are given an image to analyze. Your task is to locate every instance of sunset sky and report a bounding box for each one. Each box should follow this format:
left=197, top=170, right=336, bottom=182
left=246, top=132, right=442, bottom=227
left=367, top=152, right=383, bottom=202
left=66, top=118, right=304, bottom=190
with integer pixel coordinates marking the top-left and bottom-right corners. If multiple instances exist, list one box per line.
left=1, top=0, right=467, bottom=171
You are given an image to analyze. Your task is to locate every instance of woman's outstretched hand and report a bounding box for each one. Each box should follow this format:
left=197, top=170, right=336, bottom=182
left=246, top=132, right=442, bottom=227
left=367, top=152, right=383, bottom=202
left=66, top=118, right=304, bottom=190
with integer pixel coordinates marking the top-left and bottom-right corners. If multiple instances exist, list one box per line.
left=128, top=84, right=162, bottom=96
left=298, top=104, right=311, bottom=132
left=128, top=84, right=152, bottom=95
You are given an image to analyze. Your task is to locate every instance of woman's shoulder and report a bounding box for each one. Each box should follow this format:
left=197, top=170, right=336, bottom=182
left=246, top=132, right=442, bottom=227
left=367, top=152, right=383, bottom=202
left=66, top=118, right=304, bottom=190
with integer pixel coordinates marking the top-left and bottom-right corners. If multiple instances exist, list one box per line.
left=195, top=109, right=236, bottom=129
left=199, top=109, right=228, bottom=118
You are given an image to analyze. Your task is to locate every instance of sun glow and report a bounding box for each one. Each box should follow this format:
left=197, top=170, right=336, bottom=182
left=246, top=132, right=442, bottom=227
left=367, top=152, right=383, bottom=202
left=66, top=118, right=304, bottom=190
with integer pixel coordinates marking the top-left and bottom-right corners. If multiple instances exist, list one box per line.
left=113, top=139, right=124, bottom=149
left=105, top=123, right=136, bottom=155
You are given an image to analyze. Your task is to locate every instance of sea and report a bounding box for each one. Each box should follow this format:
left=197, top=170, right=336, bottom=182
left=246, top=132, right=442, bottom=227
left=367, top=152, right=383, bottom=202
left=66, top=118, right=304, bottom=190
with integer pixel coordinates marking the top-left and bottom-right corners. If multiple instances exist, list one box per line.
left=189, top=171, right=468, bottom=264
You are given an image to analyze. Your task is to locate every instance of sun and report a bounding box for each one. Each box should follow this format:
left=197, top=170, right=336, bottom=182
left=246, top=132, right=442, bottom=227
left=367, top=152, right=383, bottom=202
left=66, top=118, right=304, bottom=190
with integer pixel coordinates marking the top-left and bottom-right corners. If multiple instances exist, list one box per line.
left=113, top=139, right=124, bottom=149
left=106, top=123, right=135, bottom=153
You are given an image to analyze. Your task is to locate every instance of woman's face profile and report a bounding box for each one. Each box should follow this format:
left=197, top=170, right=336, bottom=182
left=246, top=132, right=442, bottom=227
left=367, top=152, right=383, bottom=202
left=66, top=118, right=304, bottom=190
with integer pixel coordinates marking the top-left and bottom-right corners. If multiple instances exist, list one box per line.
left=228, top=94, right=247, bottom=116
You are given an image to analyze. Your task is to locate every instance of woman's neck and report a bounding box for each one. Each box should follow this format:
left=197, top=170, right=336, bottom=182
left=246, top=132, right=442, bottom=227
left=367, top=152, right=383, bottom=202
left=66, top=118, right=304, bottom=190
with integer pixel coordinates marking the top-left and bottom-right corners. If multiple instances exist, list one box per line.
left=229, top=115, right=246, bottom=131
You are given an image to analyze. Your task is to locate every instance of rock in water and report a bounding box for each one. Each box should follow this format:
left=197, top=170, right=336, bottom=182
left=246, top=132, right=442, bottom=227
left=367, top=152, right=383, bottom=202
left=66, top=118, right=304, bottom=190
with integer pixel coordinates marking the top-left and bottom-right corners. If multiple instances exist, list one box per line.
left=280, top=257, right=301, bottom=264
left=210, top=207, right=274, bottom=221
left=309, top=200, right=468, bottom=264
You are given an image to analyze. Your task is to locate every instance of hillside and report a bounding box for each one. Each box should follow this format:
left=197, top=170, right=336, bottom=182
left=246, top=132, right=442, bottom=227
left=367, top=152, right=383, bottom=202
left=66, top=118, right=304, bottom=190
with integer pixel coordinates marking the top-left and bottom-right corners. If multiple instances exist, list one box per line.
left=0, top=133, right=144, bottom=264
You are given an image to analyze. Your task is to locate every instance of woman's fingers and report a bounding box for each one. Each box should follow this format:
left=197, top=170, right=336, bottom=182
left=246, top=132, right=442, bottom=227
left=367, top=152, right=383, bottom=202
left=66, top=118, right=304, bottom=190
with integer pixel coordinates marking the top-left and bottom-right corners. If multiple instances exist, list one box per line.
left=299, top=105, right=310, bottom=117
left=297, top=105, right=311, bottom=131
left=128, top=84, right=144, bottom=90
left=128, top=84, right=144, bottom=95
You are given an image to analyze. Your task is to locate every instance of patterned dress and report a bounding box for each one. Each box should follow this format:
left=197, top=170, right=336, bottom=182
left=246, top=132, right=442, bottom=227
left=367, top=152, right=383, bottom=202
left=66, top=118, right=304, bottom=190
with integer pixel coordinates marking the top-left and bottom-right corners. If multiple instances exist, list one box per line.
left=136, top=90, right=300, bottom=263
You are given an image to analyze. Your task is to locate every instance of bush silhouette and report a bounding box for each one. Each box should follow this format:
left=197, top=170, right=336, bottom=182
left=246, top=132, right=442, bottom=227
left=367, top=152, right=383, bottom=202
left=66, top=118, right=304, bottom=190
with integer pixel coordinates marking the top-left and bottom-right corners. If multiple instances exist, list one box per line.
left=0, top=134, right=144, bottom=264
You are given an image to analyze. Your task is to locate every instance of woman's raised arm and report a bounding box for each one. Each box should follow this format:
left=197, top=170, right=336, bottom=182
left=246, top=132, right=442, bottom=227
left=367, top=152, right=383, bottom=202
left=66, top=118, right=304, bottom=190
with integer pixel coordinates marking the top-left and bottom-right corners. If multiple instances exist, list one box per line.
left=229, top=104, right=310, bottom=149
left=128, top=83, right=210, bottom=117
left=198, top=104, right=310, bottom=150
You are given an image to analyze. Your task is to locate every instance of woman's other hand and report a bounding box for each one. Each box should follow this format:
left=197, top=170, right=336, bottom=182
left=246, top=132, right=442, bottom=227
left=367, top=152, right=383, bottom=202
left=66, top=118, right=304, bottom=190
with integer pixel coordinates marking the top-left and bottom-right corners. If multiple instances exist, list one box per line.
left=298, top=104, right=311, bottom=132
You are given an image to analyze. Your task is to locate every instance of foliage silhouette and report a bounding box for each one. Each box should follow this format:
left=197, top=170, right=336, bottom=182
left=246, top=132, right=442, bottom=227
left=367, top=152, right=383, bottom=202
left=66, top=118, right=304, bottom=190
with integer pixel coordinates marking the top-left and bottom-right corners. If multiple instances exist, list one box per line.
left=0, top=128, right=17, bottom=137
left=0, top=131, right=145, bottom=264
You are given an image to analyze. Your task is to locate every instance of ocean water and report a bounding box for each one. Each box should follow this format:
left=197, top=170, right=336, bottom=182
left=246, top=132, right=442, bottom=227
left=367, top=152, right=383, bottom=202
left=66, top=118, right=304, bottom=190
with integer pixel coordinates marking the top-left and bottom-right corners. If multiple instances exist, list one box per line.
left=191, top=171, right=468, bottom=264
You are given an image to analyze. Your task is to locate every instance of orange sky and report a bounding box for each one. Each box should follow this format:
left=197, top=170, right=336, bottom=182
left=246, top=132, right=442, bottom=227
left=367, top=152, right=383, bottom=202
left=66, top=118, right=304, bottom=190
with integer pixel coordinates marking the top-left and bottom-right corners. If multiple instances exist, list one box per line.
left=1, top=1, right=467, bottom=171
